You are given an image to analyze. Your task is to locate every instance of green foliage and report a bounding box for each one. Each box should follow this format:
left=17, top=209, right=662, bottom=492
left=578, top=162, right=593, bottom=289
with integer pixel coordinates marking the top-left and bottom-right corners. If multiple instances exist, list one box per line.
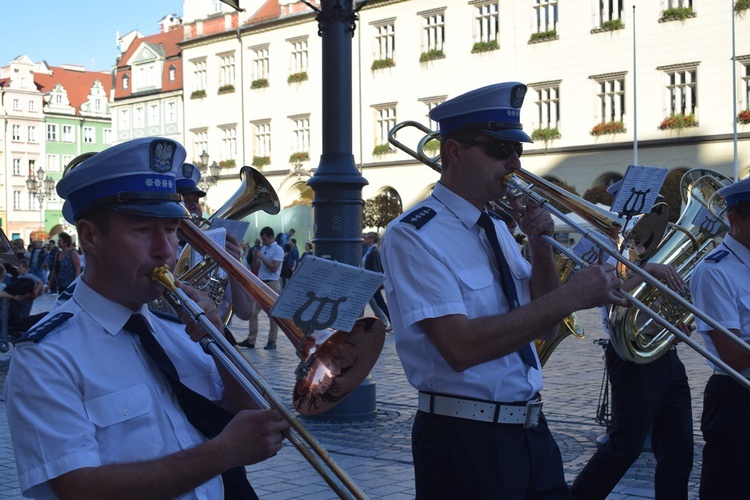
left=363, top=194, right=403, bottom=230
left=530, top=29, right=557, bottom=42
left=661, top=7, right=693, bottom=21
left=371, top=58, right=395, bottom=70
left=218, top=84, right=235, bottom=94
left=601, top=19, right=623, bottom=30
left=287, top=72, right=308, bottom=84
left=289, top=151, right=310, bottom=163
left=419, top=49, right=445, bottom=63
left=659, top=113, right=697, bottom=130
left=531, top=127, right=561, bottom=142
left=422, top=139, right=441, bottom=153
left=736, top=0, right=750, bottom=13
left=591, top=121, right=625, bottom=136
left=252, top=156, right=270, bottom=168
left=471, top=40, right=499, bottom=53
left=219, top=159, right=235, bottom=169
left=737, top=109, right=750, bottom=124
left=190, top=89, right=206, bottom=99
left=372, top=144, right=393, bottom=156
left=583, top=185, right=614, bottom=206
left=251, top=78, right=269, bottom=89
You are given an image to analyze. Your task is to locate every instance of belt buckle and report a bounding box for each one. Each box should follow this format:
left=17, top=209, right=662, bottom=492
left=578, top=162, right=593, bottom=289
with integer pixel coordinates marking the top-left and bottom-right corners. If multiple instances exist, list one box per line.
left=524, top=400, right=543, bottom=429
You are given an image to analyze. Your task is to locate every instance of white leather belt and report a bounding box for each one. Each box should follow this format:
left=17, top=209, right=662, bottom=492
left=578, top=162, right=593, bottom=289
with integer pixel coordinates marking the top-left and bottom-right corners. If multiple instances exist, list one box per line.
left=713, top=367, right=750, bottom=378
left=418, top=392, right=543, bottom=429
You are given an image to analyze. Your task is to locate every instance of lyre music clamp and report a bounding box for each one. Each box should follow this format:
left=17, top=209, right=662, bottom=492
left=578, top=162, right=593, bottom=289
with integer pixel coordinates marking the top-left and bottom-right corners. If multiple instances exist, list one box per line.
left=292, top=291, right=348, bottom=379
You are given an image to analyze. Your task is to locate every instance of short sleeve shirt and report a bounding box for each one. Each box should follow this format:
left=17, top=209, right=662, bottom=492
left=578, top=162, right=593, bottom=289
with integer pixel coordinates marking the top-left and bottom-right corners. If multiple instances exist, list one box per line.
left=381, top=182, right=541, bottom=402
left=258, top=242, right=284, bottom=281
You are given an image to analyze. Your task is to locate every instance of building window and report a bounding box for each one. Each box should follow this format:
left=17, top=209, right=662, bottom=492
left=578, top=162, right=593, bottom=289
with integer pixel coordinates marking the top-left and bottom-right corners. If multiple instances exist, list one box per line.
left=27, top=126, right=36, bottom=142
left=474, top=2, right=499, bottom=45
left=167, top=101, right=176, bottom=123
left=662, top=65, right=698, bottom=117
left=533, top=0, right=558, bottom=35
left=12, top=125, right=21, bottom=141
left=373, top=21, right=395, bottom=61
left=289, top=38, right=308, bottom=74
left=593, top=74, right=626, bottom=125
left=419, top=96, right=446, bottom=130
left=193, top=130, right=208, bottom=163
left=252, top=45, right=270, bottom=81
left=12, top=159, right=21, bottom=176
left=62, top=155, right=75, bottom=170
left=134, top=106, right=144, bottom=128
left=668, top=0, right=691, bottom=7
left=193, top=59, right=207, bottom=92
left=532, top=83, right=561, bottom=130
left=13, top=191, right=21, bottom=211
left=123, top=74, right=129, bottom=90
left=220, top=126, right=237, bottom=162
left=94, top=98, right=102, bottom=112
left=169, top=65, right=176, bottom=81
left=219, top=53, right=235, bottom=88
left=62, top=125, right=74, bottom=142
left=103, top=129, right=113, bottom=145
left=47, top=154, right=60, bottom=172
left=741, top=62, right=750, bottom=112
left=83, top=127, right=95, bottom=143
left=420, top=10, right=446, bottom=54
left=254, top=121, right=271, bottom=158
left=28, top=100, right=35, bottom=112
left=47, top=124, right=57, bottom=141
left=148, top=104, right=159, bottom=125
left=374, top=104, right=397, bottom=149
left=598, top=0, right=623, bottom=27
left=119, top=109, right=130, bottom=129
left=290, top=115, right=310, bottom=155
left=13, top=99, right=20, bottom=110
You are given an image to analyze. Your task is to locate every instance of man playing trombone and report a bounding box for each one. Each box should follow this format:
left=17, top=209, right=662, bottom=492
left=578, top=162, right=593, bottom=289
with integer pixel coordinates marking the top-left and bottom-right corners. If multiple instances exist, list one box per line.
left=690, top=177, right=750, bottom=498
left=4, top=138, right=288, bottom=498
left=381, top=82, right=628, bottom=499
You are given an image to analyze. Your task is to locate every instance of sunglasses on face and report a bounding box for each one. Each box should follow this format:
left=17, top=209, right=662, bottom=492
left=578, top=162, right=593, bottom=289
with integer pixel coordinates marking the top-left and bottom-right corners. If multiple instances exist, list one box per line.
left=462, top=139, right=523, bottom=160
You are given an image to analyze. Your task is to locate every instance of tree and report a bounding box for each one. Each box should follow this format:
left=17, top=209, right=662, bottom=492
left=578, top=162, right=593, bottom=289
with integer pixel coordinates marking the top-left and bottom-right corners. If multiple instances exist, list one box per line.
left=659, top=169, right=686, bottom=223
left=583, top=185, right=614, bottom=206
left=363, top=194, right=403, bottom=230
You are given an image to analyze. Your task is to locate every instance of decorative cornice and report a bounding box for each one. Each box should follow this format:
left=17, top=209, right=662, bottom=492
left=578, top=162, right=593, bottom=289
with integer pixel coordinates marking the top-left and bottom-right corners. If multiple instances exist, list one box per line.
left=589, top=71, right=627, bottom=80
left=656, top=61, right=701, bottom=71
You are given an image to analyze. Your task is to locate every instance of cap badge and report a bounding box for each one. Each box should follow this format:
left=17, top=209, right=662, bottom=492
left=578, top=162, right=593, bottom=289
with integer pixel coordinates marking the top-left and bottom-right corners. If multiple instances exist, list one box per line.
left=510, top=85, right=526, bottom=108
left=182, top=163, right=194, bottom=178
left=151, top=141, right=175, bottom=173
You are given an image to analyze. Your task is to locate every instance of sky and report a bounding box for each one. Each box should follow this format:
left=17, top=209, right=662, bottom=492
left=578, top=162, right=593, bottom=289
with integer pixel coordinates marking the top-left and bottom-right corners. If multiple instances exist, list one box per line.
left=1, top=0, right=185, bottom=72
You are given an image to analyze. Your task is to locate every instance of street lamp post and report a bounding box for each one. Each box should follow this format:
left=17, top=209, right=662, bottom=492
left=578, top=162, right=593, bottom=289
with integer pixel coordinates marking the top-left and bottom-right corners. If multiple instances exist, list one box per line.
left=25, top=166, right=56, bottom=236
left=197, top=151, right=222, bottom=208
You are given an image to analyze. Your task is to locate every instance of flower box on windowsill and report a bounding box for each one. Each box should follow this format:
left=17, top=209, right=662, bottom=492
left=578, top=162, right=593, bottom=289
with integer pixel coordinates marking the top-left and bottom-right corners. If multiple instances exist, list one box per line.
left=471, top=40, right=499, bottom=54
left=659, top=113, right=697, bottom=130
left=289, top=152, right=310, bottom=163
left=218, top=85, right=235, bottom=95
left=251, top=78, right=269, bottom=89
left=252, top=156, right=271, bottom=168
left=738, top=110, right=750, bottom=125
left=590, top=121, right=625, bottom=136
left=422, top=139, right=441, bottom=154
left=190, top=89, right=206, bottom=99
left=372, top=144, right=395, bottom=156
left=219, top=159, right=235, bottom=169
left=419, top=49, right=445, bottom=63
left=736, top=0, right=750, bottom=13
left=287, top=72, right=308, bottom=84
left=531, top=127, right=561, bottom=142
left=371, top=58, right=395, bottom=71
left=529, top=30, right=558, bottom=44
left=659, top=7, right=696, bottom=22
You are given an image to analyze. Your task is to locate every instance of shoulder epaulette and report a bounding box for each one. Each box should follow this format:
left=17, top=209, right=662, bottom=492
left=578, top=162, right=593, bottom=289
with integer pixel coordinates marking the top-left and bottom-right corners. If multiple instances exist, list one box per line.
left=705, top=250, right=730, bottom=263
left=149, top=308, right=183, bottom=324
left=57, top=282, right=76, bottom=302
left=16, top=312, right=74, bottom=344
left=401, top=207, right=437, bottom=229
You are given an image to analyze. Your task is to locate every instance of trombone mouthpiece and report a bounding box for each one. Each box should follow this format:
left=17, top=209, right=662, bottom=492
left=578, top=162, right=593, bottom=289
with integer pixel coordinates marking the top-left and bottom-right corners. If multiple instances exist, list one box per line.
left=151, top=265, right=178, bottom=292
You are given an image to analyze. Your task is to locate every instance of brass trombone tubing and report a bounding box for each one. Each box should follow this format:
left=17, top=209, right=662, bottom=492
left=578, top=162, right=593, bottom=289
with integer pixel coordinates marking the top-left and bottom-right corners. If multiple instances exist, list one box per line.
left=152, top=266, right=368, bottom=500
left=507, top=174, right=750, bottom=392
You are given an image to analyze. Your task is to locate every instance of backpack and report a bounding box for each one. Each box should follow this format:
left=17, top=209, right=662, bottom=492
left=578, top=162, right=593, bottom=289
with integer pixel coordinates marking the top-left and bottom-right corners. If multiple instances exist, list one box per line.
left=280, top=257, right=292, bottom=279
left=275, top=233, right=283, bottom=245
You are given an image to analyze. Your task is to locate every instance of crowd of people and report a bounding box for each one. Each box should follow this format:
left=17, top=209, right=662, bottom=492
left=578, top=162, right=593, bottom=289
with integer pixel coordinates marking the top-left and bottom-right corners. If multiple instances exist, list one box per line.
left=3, top=82, right=750, bottom=499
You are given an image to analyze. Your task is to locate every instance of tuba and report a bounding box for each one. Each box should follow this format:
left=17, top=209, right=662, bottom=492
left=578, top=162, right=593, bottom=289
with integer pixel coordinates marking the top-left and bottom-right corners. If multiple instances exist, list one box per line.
left=608, top=169, right=732, bottom=363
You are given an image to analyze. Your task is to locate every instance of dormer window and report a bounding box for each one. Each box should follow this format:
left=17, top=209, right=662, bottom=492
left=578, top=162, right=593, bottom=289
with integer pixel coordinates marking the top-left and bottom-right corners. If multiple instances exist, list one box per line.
left=169, top=66, right=176, bottom=82
left=123, top=74, right=129, bottom=89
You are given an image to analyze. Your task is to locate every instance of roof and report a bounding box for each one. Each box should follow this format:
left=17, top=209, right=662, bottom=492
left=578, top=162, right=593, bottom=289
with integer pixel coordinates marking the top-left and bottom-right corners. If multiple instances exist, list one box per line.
left=117, top=28, right=183, bottom=70
left=33, top=66, right=112, bottom=115
left=113, top=28, right=184, bottom=99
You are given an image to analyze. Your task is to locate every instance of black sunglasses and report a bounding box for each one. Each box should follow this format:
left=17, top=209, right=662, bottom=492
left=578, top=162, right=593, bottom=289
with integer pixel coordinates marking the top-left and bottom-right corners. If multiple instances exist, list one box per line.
left=462, top=139, right=523, bottom=160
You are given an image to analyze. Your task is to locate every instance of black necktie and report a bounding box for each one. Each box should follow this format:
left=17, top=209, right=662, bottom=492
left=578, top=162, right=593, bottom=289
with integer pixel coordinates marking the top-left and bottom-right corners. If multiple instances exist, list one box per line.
left=477, top=212, right=539, bottom=369
left=125, top=314, right=257, bottom=499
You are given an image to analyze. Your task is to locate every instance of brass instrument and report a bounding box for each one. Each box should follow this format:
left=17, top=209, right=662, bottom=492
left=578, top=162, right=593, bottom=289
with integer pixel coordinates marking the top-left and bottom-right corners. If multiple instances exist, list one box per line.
left=389, top=120, right=585, bottom=365
left=152, top=266, right=368, bottom=500
left=388, top=120, right=750, bottom=391
left=177, top=221, right=386, bottom=415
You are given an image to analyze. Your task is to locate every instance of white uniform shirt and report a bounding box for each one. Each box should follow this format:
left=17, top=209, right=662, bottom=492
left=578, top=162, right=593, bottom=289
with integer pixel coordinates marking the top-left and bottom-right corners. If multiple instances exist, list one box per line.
left=381, top=182, right=542, bottom=402
left=258, top=242, right=284, bottom=281
left=691, top=234, right=750, bottom=372
left=4, top=279, right=224, bottom=499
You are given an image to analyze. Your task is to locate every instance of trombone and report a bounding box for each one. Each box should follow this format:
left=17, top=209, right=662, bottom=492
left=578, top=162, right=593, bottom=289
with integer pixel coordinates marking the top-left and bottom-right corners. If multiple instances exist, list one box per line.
left=152, top=266, right=368, bottom=500
left=389, top=120, right=750, bottom=392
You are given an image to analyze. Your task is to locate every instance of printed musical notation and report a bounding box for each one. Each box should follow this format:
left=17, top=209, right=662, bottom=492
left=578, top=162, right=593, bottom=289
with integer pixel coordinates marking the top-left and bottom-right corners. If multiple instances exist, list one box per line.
left=611, top=165, right=669, bottom=217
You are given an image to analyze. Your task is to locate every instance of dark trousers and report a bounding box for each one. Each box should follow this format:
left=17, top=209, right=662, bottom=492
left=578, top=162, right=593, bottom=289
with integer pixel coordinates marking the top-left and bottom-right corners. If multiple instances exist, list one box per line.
left=570, top=345, right=693, bottom=500
left=699, top=374, right=750, bottom=499
left=412, top=411, right=570, bottom=500
left=371, top=288, right=390, bottom=322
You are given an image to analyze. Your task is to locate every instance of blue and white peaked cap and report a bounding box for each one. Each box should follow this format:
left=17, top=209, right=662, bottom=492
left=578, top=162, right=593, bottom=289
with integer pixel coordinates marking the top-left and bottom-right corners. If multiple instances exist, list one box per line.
left=57, top=137, right=190, bottom=223
left=175, top=163, right=207, bottom=198
left=429, top=82, right=533, bottom=143
left=718, top=177, right=750, bottom=208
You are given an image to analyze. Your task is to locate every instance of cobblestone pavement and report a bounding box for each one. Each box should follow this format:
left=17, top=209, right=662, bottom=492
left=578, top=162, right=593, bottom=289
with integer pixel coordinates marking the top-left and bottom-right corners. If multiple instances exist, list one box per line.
left=0, top=292, right=710, bottom=499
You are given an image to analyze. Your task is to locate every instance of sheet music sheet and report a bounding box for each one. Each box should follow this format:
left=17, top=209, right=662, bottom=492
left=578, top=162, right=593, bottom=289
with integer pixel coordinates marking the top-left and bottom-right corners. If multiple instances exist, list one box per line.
left=270, top=256, right=385, bottom=332
left=210, top=217, right=250, bottom=245
left=191, top=227, right=227, bottom=279
left=611, top=165, right=669, bottom=216
left=691, top=206, right=725, bottom=236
